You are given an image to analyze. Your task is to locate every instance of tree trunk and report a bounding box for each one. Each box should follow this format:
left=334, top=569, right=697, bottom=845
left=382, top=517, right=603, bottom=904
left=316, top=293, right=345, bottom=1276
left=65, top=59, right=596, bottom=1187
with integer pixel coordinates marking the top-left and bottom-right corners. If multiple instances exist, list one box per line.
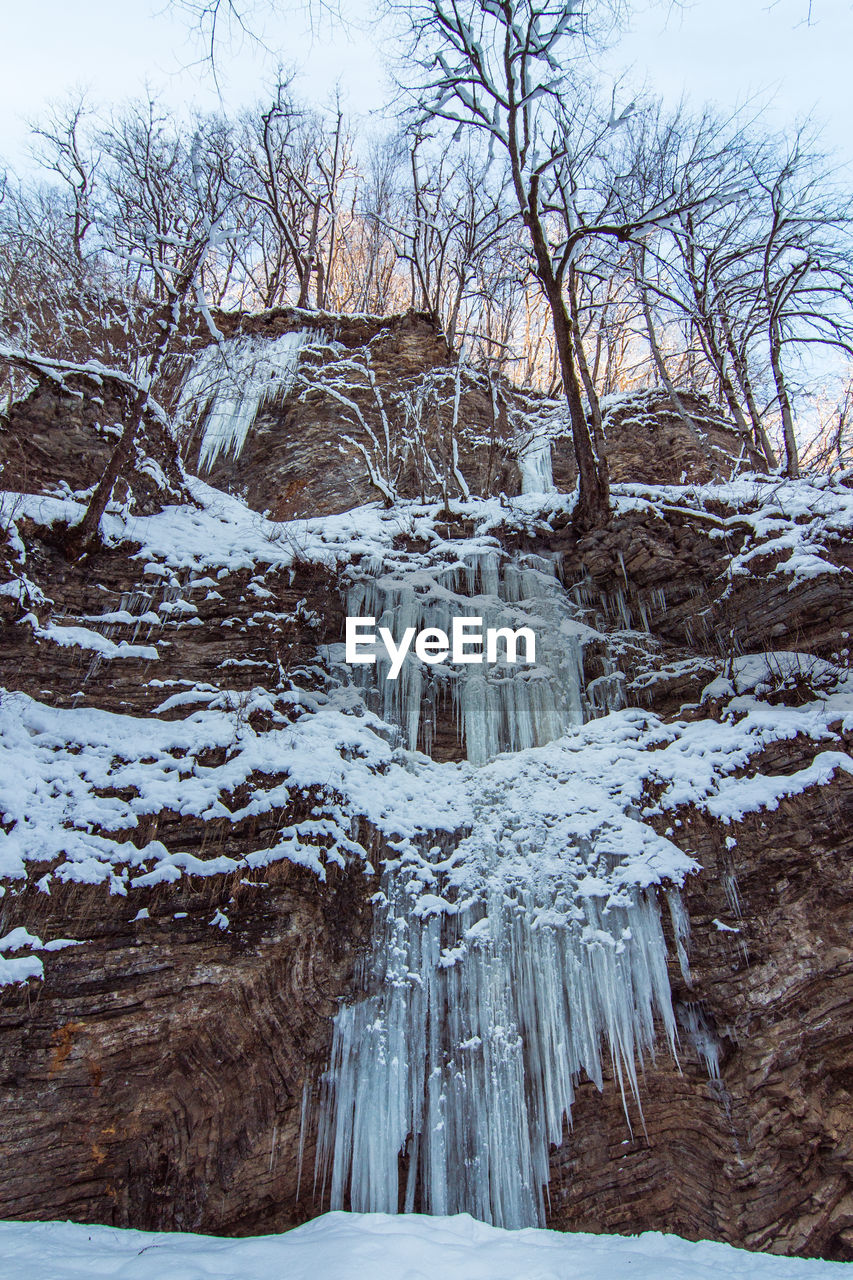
left=298, top=202, right=321, bottom=309
left=716, top=293, right=778, bottom=469
left=548, top=281, right=610, bottom=532
left=639, top=283, right=710, bottom=460
left=689, top=303, right=767, bottom=472
left=769, top=320, right=799, bottom=478
left=716, top=366, right=768, bottom=473
left=518, top=197, right=609, bottom=530
left=505, top=112, right=608, bottom=530
left=65, top=302, right=177, bottom=555
left=65, top=384, right=150, bottom=553
left=568, top=267, right=608, bottom=481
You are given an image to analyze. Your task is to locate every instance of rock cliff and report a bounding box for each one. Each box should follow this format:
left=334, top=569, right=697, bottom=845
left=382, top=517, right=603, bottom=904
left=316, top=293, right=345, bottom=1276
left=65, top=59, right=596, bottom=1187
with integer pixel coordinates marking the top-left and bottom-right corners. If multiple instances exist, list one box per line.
left=0, top=312, right=851, bottom=1259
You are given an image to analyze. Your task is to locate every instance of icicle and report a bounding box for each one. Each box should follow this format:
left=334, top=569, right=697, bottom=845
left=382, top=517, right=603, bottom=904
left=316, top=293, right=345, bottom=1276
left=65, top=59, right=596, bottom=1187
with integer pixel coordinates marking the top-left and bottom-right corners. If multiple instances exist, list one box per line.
left=318, top=862, right=678, bottom=1229
left=345, top=547, right=591, bottom=764
left=723, top=870, right=743, bottom=918
left=518, top=435, right=555, bottom=494
left=178, top=329, right=312, bottom=471
left=677, top=1002, right=721, bottom=1080
left=295, top=1079, right=311, bottom=1199
left=667, top=888, right=692, bottom=987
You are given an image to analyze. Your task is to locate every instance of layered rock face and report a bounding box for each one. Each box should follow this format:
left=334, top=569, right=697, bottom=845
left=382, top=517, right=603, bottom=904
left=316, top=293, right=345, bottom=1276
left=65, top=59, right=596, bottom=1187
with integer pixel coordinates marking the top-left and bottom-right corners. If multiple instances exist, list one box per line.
left=541, top=515, right=853, bottom=1260
left=0, top=372, right=186, bottom=515
left=0, top=859, right=371, bottom=1233
left=177, top=308, right=747, bottom=516
left=549, top=778, right=853, bottom=1259
left=0, top=312, right=851, bottom=1258
left=0, top=530, right=369, bottom=1232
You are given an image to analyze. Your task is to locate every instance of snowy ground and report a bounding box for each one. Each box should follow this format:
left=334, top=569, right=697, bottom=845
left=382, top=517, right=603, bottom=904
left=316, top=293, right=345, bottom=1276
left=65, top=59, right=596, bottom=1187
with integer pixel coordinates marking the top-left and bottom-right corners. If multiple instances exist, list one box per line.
left=4, top=469, right=852, bottom=585
left=0, top=1212, right=849, bottom=1280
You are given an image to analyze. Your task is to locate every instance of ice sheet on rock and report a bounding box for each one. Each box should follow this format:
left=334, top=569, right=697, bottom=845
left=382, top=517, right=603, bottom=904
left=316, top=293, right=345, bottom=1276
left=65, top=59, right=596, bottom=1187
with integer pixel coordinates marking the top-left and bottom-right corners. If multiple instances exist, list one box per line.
left=2, top=471, right=853, bottom=1225
left=1, top=658, right=850, bottom=986
left=315, top=703, right=702, bottom=1229
left=518, top=435, right=555, bottom=495
left=677, top=1002, right=721, bottom=1080
left=177, top=330, right=312, bottom=472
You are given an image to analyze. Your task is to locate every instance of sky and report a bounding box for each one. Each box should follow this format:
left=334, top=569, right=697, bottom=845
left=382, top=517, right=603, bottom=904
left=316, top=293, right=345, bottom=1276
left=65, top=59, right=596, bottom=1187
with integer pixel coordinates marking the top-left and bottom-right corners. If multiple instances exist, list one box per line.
left=0, top=0, right=851, bottom=172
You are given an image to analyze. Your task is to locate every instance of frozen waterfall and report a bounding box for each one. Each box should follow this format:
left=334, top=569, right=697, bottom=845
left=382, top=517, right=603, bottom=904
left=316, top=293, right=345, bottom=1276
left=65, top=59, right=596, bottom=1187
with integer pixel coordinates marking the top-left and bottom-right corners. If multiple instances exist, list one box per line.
left=519, top=435, right=555, bottom=495
left=318, top=540, right=686, bottom=1230
left=341, top=548, right=605, bottom=765
left=318, top=854, right=681, bottom=1228
left=178, top=329, right=311, bottom=472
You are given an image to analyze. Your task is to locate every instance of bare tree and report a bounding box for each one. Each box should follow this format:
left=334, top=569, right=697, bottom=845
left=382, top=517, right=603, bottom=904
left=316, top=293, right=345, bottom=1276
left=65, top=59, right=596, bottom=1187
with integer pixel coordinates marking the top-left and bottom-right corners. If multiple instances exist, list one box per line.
left=347, top=138, right=411, bottom=314
left=0, top=97, right=239, bottom=553
left=396, top=2, right=611, bottom=528
left=28, top=96, right=100, bottom=275
left=374, top=136, right=512, bottom=345
left=628, top=108, right=853, bottom=477
left=228, top=82, right=355, bottom=310
left=396, top=3, right=737, bottom=530
left=748, top=135, right=853, bottom=477
left=74, top=107, right=237, bottom=547
left=296, top=338, right=473, bottom=504
left=801, top=379, right=853, bottom=474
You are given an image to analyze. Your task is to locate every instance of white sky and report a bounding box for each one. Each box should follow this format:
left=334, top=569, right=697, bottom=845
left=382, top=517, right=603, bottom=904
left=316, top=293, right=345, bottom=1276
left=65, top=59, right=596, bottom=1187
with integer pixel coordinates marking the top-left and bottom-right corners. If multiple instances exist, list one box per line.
left=0, top=0, right=851, bottom=171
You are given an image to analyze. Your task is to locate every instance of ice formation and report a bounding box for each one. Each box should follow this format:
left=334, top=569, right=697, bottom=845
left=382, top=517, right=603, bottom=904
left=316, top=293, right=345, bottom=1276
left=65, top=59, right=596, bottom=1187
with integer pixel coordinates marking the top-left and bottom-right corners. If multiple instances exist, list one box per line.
left=319, top=544, right=684, bottom=1228
left=318, top=864, right=679, bottom=1227
left=178, top=330, right=311, bottom=471
left=518, top=434, right=555, bottom=494
left=339, top=548, right=608, bottom=765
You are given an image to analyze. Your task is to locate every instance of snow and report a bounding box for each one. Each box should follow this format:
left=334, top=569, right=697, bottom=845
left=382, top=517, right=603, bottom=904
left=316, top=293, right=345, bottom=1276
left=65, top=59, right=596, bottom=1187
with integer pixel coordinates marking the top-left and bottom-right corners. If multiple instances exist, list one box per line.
left=0, top=1212, right=846, bottom=1280
left=0, top=952, right=43, bottom=984
left=0, top=926, right=44, bottom=985
left=316, top=659, right=853, bottom=1227
left=22, top=616, right=159, bottom=661
left=1, top=469, right=852, bottom=1226
left=702, top=652, right=840, bottom=700
left=611, top=473, right=853, bottom=587
left=4, top=469, right=849, bottom=591
left=8, top=637, right=844, bottom=908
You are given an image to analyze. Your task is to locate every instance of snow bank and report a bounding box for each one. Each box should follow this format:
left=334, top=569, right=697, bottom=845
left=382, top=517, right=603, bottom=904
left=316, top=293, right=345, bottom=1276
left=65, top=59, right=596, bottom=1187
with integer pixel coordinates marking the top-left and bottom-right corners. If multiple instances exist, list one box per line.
left=0, top=1212, right=845, bottom=1280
